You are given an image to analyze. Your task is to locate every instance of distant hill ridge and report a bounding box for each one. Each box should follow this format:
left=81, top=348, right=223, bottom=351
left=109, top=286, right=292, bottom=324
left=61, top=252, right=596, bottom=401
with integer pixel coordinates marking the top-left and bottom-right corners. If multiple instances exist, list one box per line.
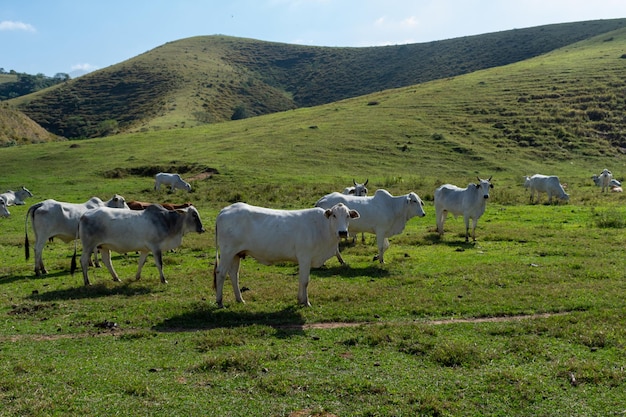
left=8, top=18, right=626, bottom=139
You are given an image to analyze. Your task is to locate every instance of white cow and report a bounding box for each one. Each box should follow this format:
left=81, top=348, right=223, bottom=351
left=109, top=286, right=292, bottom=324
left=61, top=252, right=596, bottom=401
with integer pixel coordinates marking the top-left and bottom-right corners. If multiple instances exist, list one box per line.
left=25, top=195, right=129, bottom=276
left=72, top=205, right=205, bottom=286
left=154, top=172, right=192, bottom=192
left=0, top=198, right=9, bottom=218
left=1, top=186, right=34, bottom=206
left=591, top=174, right=620, bottom=189
left=342, top=179, right=369, bottom=243
left=524, top=174, right=569, bottom=204
left=315, top=189, right=426, bottom=263
left=342, top=179, right=369, bottom=196
left=213, top=202, right=359, bottom=307
left=434, top=177, right=493, bottom=242
left=592, top=169, right=614, bottom=193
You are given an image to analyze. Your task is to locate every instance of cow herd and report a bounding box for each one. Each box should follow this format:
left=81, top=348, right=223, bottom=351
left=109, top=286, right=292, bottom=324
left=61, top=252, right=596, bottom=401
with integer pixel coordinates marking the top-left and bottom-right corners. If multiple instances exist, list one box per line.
left=1, top=169, right=619, bottom=307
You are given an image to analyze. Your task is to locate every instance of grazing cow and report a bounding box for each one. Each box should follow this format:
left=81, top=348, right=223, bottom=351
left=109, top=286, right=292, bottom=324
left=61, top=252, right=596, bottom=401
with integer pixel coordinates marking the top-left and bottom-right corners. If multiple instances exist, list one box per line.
left=0, top=198, right=9, bottom=218
left=213, top=202, right=359, bottom=307
left=1, top=186, right=34, bottom=206
left=342, top=179, right=369, bottom=243
left=434, top=177, right=493, bottom=242
left=128, top=200, right=194, bottom=211
left=315, top=189, right=426, bottom=263
left=24, top=195, right=129, bottom=276
left=342, top=179, right=369, bottom=196
left=154, top=173, right=192, bottom=192
left=72, top=205, right=205, bottom=286
left=524, top=174, right=569, bottom=204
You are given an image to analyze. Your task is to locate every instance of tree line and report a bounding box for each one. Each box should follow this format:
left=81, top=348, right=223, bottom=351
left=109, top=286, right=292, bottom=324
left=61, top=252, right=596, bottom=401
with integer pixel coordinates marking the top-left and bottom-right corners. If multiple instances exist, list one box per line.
left=0, top=69, right=70, bottom=100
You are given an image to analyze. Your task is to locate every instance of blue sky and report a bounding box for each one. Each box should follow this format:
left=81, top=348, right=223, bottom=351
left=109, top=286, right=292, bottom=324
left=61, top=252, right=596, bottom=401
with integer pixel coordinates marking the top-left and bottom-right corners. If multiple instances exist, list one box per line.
left=2, top=0, right=626, bottom=77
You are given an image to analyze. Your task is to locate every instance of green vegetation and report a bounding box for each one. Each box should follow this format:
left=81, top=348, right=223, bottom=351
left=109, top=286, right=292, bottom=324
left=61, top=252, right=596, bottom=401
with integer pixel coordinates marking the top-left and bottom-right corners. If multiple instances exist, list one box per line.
left=1, top=21, right=626, bottom=416
left=7, top=18, right=626, bottom=138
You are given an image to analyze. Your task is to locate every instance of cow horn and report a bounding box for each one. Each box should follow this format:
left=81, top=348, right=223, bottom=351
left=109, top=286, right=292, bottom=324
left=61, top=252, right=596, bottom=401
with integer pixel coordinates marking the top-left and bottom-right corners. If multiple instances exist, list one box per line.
left=488, top=176, right=492, bottom=181
left=353, top=179, right=357, bottom=186
left=364, top=179, right=369, bottom=186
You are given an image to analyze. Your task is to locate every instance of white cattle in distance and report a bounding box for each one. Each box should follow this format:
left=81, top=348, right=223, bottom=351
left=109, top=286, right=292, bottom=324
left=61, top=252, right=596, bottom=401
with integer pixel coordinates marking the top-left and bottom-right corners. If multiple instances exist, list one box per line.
left=24, top=195, right=129, bottom=276
left=0, top=198, right=10, bottom=218
left=314, top=189, right=426, bottom=263
left=434, top=177, right=493, bottom=242
left=591, top=169, right=618, bottom=193
left=213, top=202, right=360, bottom=307
left=154, top=172, right=192, bottom=192
left=523, top=174, right=569, bottom=204
left=342, top=179, right=369, bottom=243
left=72, top=205, right=205, bottom=286
left=591, top=174, right=620, bottom=188
left=1, top=186, right=34, bottom=206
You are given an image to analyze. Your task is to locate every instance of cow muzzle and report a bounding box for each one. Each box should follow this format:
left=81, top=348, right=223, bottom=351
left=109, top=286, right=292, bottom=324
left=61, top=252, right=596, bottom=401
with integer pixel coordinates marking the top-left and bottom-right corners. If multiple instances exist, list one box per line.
left=338, top=231, right=348, bottom=239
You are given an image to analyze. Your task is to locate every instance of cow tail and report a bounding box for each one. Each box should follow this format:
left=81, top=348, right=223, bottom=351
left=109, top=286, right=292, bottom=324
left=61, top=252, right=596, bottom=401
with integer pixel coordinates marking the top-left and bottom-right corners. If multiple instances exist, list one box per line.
left=70, top=221, right=80, bottom=276
left=24, top=203, right=39, bottom=261
left=213, top=222, right=219, bottom=290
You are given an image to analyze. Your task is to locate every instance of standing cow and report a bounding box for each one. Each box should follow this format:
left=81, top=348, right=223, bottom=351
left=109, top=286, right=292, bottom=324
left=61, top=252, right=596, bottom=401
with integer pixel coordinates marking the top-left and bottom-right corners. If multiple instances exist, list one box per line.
left=25, top=195, right=129, bottom=276
left=315, top=189, right=426, bottom=263
left=524, top=174, right=569, bottom=204
left=154, top=173, right=192, bottom=192
left=434, top=177, right=493, bottom=242
left=213, top=202, right=359, bottom=307
left=342, top=179, right=369, bottom=243
left=1, top=186, right=34, bottom=206
left=72, top=205, right=205, bottom=285
left=597, top=169, right=613, bottom=193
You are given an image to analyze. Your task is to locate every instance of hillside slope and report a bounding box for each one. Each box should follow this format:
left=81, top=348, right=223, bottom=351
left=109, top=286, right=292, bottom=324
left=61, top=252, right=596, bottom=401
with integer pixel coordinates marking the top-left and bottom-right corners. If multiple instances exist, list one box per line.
left=9, top=18, right=626, bottom=139
left=0, top=105, right=61, bottom=146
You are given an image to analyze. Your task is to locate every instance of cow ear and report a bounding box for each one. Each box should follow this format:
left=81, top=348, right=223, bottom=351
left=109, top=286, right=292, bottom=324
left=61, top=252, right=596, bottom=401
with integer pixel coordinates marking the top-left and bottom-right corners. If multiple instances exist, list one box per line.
left=490, top=184, right=494, bottom=189
left=324, top=209, right=332, bottom=218
left=349, top=210, right=360, bottom=219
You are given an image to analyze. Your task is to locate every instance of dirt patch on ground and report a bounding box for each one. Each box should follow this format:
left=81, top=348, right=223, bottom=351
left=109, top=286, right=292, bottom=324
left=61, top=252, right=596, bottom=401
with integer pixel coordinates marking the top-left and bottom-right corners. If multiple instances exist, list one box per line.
left=1, top=312, right=567, bottom=343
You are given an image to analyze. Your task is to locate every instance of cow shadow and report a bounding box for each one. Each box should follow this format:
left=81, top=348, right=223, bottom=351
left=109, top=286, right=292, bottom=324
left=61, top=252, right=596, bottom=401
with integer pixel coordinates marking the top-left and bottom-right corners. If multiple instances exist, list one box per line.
left=311, top=264, right=390, bottom=279
left=424, top=232, right=482, bottom=250
left=0, top=269, right=73, bottom=285
left=28, top=282, right=155, bottom=301
left=153, top=304, right=306, bottom=337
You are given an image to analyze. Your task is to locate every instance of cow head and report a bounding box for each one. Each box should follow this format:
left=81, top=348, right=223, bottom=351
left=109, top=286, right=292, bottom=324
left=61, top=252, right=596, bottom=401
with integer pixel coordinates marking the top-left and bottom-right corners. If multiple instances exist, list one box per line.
left=324, top=203, right=360, bottom=239
left=350, top=179, right=369, bottom=196
left=475, top=176, right=494, bottom=199
left=406, top=192, right=426, bottom=218
left=0, top=199, right=9, bottom=217
left=108, top=194, right=130, bottom=209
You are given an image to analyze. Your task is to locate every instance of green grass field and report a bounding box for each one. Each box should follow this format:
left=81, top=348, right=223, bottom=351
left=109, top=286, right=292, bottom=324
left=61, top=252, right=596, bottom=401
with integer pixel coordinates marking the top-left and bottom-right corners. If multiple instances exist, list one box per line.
left=2, top=29, right=626, bottom=416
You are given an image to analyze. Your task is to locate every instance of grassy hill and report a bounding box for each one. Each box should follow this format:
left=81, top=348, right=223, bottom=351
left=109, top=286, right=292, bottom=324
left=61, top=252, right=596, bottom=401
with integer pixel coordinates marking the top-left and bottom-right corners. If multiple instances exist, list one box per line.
left=8, top=18, right=626, bottom=139
left=0, top=103, right=62, bottom=146
left=1, top=26, right=626, bottom=202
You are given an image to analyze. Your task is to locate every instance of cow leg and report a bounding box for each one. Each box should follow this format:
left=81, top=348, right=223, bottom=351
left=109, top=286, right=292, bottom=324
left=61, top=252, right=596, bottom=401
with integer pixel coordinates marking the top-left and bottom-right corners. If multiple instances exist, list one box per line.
left=464, top=215, right=471, bottom=242
left=34, top=238, right=48, bottom=276
left=373, top=234, right=388, bottom=263
left=296, top=259, right=312, bottom=307
left=215, top=256, right=243, bottom=307
left=436, top=210, right=447, bottom=235
left=152, top=249, right=167, bottom=284
left=100, top=249, right=122, bottom=282
left=135, top=251, right=150, bottom=281
left=228, top=257, right=244, bottom=303
left=80, top=246, right=95, bottom=285
left=470, top=218, right=478, bottom=242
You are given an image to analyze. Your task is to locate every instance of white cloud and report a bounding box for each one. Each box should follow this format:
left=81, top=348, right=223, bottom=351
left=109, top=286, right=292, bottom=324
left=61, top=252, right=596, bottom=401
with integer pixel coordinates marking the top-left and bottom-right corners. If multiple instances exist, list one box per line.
left=71, top=63, right=98, bottom=72
left=0, top=20, right=36, bottom=32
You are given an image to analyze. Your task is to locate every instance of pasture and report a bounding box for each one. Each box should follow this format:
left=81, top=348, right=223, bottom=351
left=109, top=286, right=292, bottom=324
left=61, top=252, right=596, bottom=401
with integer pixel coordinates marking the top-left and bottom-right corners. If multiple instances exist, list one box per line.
left=0, top=130, right=624, bottom=416
left=3, top=35, right=626, bottom=412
